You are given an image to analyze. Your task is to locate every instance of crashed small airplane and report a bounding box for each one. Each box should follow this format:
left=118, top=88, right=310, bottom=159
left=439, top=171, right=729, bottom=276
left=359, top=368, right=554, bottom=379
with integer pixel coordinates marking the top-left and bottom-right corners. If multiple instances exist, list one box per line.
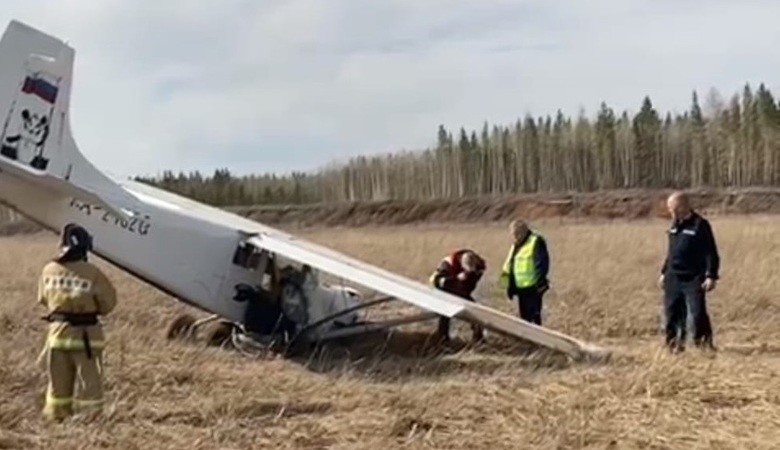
left=0, top=20, right=610, bottom=361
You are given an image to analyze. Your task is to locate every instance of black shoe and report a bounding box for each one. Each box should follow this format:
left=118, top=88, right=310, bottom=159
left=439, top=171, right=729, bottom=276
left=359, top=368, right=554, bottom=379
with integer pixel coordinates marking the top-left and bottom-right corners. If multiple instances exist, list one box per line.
left=666, top=340, right=685, bottom=354
left=695, top=339, right=717, bottom=352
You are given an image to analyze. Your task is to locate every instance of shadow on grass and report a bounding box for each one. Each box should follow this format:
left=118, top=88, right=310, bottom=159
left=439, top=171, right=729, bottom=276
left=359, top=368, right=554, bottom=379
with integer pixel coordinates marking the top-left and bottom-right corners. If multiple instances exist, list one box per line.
left=285, top=329, right=588, bottom=382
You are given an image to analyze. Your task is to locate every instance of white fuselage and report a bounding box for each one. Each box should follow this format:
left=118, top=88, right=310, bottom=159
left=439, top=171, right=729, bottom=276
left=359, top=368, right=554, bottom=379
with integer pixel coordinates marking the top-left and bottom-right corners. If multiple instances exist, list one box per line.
left=0, top=171, right=259, bottom=324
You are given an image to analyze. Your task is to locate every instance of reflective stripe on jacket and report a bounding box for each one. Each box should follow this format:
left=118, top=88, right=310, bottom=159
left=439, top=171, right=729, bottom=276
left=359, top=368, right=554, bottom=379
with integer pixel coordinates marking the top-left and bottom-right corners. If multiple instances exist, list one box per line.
left=38, top=260, right=117, bottom=352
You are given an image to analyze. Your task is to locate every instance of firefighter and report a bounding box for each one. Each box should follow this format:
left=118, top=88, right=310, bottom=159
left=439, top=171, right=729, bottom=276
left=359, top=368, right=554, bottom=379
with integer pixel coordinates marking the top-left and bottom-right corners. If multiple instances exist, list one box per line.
left=658, top=191, right=719, bottom=353
left=37, top=224, right=117, bottom=420
left=429, top=249, right=486, bottom=343
left=499, top=219, right=550, bottom=325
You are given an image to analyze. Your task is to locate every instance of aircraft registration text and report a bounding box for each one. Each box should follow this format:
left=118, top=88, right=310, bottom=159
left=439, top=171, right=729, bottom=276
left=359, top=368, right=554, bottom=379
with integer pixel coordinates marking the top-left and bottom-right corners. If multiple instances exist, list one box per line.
left=69, top=198, right=151, bottom=236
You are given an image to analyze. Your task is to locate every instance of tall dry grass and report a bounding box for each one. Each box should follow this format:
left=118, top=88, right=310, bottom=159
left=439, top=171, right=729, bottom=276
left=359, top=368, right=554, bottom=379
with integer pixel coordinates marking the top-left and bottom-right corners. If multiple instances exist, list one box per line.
left=0, top=216, right=778, bottom=449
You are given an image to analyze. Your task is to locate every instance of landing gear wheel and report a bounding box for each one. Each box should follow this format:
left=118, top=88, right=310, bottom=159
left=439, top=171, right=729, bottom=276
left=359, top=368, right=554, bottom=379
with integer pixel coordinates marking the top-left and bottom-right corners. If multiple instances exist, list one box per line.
left=166, top=313, right=196, bottom=340
left=204, top=321, right=233, bottom=347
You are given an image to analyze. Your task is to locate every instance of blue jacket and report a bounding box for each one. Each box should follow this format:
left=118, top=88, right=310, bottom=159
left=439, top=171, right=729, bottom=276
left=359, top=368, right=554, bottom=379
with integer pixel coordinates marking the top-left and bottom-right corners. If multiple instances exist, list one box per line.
left=661, top=211, right=720, bottom=280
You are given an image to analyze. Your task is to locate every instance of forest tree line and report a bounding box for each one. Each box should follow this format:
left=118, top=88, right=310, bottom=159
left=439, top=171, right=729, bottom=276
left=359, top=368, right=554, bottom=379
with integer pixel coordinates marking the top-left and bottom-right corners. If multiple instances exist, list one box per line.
left=137, top=83, right=780, bottom=206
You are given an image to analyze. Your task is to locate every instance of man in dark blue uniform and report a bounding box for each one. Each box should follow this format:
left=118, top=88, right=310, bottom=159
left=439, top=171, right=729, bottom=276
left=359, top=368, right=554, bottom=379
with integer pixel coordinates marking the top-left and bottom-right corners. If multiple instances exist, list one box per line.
left=658, top=191, right=720, bottom=353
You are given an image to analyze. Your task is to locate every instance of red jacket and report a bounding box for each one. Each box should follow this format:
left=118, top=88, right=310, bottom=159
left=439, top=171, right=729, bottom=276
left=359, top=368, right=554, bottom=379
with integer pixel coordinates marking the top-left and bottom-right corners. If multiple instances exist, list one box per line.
left=430, top=249, right=486, bottom=299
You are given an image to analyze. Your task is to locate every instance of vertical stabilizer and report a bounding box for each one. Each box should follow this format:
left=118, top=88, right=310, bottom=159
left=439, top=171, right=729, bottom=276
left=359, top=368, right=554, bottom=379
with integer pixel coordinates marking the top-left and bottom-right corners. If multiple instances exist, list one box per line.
left=0, top=20, right=139, bottom=215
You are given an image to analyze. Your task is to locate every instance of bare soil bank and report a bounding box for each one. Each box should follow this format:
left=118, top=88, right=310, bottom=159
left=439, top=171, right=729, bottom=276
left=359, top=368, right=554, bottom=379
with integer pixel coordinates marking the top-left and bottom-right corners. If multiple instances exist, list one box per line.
left=233, top=187, right=780, bottom=228
left=1, top=187, right=778, bottom=235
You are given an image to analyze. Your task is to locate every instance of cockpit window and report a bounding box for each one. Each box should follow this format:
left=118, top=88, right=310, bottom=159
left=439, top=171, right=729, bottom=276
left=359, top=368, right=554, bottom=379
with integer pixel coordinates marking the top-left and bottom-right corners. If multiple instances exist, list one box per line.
left=232, top=242, right=266, bottom=270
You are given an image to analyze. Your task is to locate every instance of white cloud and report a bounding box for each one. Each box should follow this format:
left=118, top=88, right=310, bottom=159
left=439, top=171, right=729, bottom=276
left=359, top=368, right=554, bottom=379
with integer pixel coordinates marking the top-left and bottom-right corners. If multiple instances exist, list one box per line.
left=1, top=0, right=779, bottom=178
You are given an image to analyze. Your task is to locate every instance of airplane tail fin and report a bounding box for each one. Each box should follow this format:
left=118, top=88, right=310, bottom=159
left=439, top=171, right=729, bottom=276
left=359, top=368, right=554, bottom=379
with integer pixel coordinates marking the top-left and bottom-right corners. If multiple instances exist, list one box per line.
left=0, top=20, right=138, bottom=217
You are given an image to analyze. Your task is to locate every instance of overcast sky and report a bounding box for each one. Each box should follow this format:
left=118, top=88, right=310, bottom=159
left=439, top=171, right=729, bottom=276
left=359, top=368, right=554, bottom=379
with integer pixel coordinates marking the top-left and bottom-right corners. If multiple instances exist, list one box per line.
left=1, top=0, right=778, bottom=179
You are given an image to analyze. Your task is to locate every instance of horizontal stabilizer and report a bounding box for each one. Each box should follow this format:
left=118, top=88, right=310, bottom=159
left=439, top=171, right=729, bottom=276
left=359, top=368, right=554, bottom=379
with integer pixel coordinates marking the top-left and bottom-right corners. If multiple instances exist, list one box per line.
left=0, top=156, right=137, bottom=219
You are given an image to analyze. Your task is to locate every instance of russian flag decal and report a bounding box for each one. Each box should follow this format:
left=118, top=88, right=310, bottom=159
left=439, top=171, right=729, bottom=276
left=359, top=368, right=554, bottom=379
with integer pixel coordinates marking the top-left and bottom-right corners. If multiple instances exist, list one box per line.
left=21, top=76, right=58, bottom=104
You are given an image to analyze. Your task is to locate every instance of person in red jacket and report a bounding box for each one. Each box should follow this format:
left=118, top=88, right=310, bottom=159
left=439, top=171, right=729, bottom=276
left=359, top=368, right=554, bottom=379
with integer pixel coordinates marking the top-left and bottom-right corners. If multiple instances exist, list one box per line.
left=429, top=249, right=486, bottom=343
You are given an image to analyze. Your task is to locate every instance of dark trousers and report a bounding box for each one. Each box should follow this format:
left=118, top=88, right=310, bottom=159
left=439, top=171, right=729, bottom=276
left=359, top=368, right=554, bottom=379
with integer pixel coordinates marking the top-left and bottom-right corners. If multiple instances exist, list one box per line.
left=663, top=273, right=713, bottom=349
left=437, top=297, right=484, bottom=341
left=512, top=288, right=544, bottom=325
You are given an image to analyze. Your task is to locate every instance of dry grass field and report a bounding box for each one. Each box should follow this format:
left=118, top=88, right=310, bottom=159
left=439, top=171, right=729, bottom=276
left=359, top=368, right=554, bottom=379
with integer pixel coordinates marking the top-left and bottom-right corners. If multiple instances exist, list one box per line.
left=0, top=216, right=779, bottom=449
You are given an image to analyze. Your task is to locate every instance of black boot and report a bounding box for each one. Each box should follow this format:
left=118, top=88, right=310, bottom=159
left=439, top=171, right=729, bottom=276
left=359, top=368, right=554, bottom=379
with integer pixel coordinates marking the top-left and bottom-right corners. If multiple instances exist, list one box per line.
left=471, top=324, right=485, bottom=344
left=666, top=338, right=685, bottom=354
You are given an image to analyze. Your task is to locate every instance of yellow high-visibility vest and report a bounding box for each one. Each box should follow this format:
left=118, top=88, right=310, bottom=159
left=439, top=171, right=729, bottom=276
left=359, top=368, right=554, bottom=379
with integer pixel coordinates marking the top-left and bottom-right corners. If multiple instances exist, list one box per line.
left=499, top=234, right=539, bottom=289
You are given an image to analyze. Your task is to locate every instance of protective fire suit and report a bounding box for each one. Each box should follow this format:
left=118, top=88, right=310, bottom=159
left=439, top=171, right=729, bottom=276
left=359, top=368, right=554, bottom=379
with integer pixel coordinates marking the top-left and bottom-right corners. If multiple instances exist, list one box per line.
left=38, top=258, right=117, bottom=420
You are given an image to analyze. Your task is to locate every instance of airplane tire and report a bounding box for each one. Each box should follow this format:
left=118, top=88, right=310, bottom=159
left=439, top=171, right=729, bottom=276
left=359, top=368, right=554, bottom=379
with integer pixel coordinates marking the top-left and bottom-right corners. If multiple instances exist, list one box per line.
left=166, top=313, right=196, bottom=340
left=204, top=321, right=233, bottom=347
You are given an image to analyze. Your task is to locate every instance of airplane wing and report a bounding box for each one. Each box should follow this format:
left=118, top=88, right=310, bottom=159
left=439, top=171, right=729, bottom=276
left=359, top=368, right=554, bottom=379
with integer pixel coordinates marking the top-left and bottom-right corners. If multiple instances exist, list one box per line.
left=0, top=156, right=137, bottom=219
left=248, top=231, right=610, bottom=361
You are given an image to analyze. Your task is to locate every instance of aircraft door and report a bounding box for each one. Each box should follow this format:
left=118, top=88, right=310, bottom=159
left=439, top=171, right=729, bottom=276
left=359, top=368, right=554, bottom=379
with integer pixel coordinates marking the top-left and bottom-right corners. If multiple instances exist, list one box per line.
left=219, top=239, right=273, bottom=310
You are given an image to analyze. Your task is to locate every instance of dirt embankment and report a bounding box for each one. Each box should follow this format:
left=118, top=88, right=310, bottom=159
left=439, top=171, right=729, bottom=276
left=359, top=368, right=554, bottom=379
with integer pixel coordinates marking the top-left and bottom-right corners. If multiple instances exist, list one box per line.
left=1, top=187, right=779, bottom=235
left=232, top=187, right=780, bottom=228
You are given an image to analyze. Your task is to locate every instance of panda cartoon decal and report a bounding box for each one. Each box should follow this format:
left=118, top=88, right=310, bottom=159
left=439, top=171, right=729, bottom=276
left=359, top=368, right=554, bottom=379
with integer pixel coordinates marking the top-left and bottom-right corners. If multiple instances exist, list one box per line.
left=0, top=72, right=59, bottom=171
left=1, top=108, right=49, bottom=164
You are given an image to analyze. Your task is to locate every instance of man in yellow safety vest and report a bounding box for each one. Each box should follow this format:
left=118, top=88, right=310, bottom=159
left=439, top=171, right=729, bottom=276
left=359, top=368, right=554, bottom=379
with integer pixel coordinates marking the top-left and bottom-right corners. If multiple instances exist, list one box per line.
left=37, top=223, right=117, bottom=420
left=498, top=219, right=550, bottom=325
